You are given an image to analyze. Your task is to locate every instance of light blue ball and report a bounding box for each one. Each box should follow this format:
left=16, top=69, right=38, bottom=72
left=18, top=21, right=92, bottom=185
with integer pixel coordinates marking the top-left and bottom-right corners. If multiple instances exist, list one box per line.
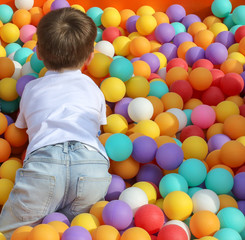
left=0, top=4, right=13, bottom=23
left=205, top=168, right=234, bottom=194
left=214, top=228, right=242, bottom=240
left=5, top=43, right=22, bottom=56
left=171, top=22, right=186, bottom=35
left=230, top=24, right=243, bottom=34
left=30, top=52, right=45, bottom=73
left=240, top=227, right=245, bottom=240
left=105, top=133, right=133, bottom=162
left=0, top=98, right=20, bottom=114
left=188, top=187, right=202, bottom=198
left=28, top=73, right=39, bottom=78
left=232, top=5, right=245, bottom=25
left=173, top=138, right=182, bottom=147
left=223, top=14, right=235, bottom=30
left=217, top=207, right=245, bottom=233
left=178, top=158, right=207, bottom=187
left=86, top=7, right=103, bottom=26
left=109, top=57, right=134, bottom=82
left=14, top=47, right=33, bottom=66
left=211, top=0, right=232, bottom=18
left=95, top=27, right=103, bottom=42
left=148, top=81, right=169, bottom=98
left=159, top=173, right=188, bottom=198
left=183, top=109, right=193, bottom=126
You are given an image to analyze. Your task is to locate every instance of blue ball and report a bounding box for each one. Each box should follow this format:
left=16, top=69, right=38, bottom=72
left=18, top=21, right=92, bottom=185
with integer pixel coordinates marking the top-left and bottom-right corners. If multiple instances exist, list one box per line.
left=171, top=22, right=186, bottom=35
left=159, top=173, right=188, bottom=198
left=5, top=43, right=22, bottom=56
left=148, top=81, right=169, bottom=98
left=230, top=24, right=243, bottom=34
left=173, top=138, right=182, bottom=147
left=183, top=109, right=193, bottom=126
left=223, top=14, right=235, bottom=30
left=214, top=228, right=242, bottom=240
left=0, top=98, right=20, bottom=114
left=86, top=7, right=103, bottom=26
left=0, top=4, right=13, bottom=23
left=14, top=47, right=33, bottom=66
left=205, top=168, right=234, bottom=195
left=178, top=158, right=207, bottom=187
left=95, top=27, right=103, bottom=42
left=232, top=5, right=245, bottom=25
left=105, top=133, right=133, bottom=162
left=30, top=52, right=45, bottom=73
left=211, top=0, right=232, bottom=18
left=109, top=57, right=134, bottom=82
left=188, top=187, right=202, bottom=198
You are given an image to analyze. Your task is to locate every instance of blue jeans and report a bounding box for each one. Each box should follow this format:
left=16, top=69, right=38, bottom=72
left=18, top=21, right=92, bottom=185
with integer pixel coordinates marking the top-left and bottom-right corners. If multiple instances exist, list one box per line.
left=0, top=141, right=111, bottom=240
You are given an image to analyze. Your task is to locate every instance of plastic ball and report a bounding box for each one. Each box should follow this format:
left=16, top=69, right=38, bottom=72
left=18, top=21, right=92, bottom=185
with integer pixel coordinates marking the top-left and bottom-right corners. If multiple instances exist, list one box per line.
left=16, top=74, right=36, bottom=97
left=14, top=47, right=33, bottom=66
left=155, top=23, right=175, bottom=44
left=171, top=22, right=186, bottom=35
left=137, top=5, right=155, bottom=16
left=219, top=194, right=238, bottom=210
left=173, top=32, right=192, bottom=48
left=61, top=226, right=92, bottom=240
left=113, top=36, right=130, bottom=56
left=95, top=40, right=115, bottom=58
left=102, top=27, right=121, bottom=43
left=161, top=92, right=184, bottom=110
left=239, top=36, right=245, bottom=55
left=209, top=22, right=229, bottom=38
left=129, top=36, right=151, bottom=57
left=0, top=23, right=20, bottom=44
left=126, top=76, right=150, bottom=98
left=47, top=221, right=68, bottom=238
left=12, top=9, right=31, bottom=29
left=158, top=43, right=177, bottom=61
left=166, top=58, right=188, bottom=72
left=0, top=159, right=22, bottom=182
left=216, top=31, right=235, bottom=49
left=157, top=224, right=188, bottom=240
left=165, top=4, right=186, bottom=23
left=228, top=52, right=245, bottom=66
left=101, top=7, right=121, bottom=28
left=188, top=22, right=207, bottom=37
left=120, top=227, right=151, bottom=240
left=114, top=98, right=133, bottom=122
left=153, top=11, right=169, bottom=25
left=232, top=172, right=245, bottom=200
left=192, top=59, right=214, bottom=70
left=169, top=80, right=193, bottom=103
left=0, top=57, right=15, bottom=79
left=19, top=24, right=36, bottom=43
left=42, top=212, right=70, bottom=226
left=208, top=134, right=231, bottom=152
left=0, top=4, right=13, bottom=23
left=89, top=201, right=109, bottom=225
left=0, top=178, right=14, bottom=205
left=120, top=9, right=135, bottom=29
left=0, top=78, right=18, bottom=101
left=205, top=42, right=228, bottom=65
left=179, top=125, right=205, bottom=142
left=201, top=86, right=225, bottom=106
left=136, top=15, right=157, bottom=36
left=148, top=81, right=169, bottom=99
left=126, top=15, right=140, bottom=33
left=167, top=108, right=187, bottom=131
left=185, top=47, right=205, bottom=66
left=140, top=53, right=160, bottom=73
left=177, top=41, right=197, bottom=60
left=50, top=0, right=70, bottom=11
left=91, top=225, right=120, bottom=240
left=214, top=228, right=242, bottom=240
left=86, top=7, right=103, bottom=27
left=11, top=226, right=33, bottom=240
left=15, top=0, right=34, bottom=10
left=0, top=113, right=8, bottom=135
left=232, top=5, right=245, bottom=25
left=223, top=115, right=245, bottom=139
left=194, top=29, right=214, bottom=50
left=181, top=14, right=201, bottom=29
left=165, top=66, right=188, bottom=87
left=211, top=0, right=232, bottom=18
left=29, top=7, right=44, bottom=27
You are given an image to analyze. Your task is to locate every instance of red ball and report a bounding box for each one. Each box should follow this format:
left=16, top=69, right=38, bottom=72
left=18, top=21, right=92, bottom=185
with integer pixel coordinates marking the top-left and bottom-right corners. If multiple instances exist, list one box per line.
left=210, top=68, right=225, bottom=87
left=169, top=80, right=193, bottom=103
left=192, top=59, right=214, bottom=70
left=157, top=224, right=188, bottom=240
left=235, top=25, right=245, bottom=43
left=235, top=165, right=245, bottom=175
left=148, top=73, right=162, bottom=81
left=201, top=86, right=225, bottom=106
left=192, top=89, right=203, bottom=99
left=180, top=125, right=205, bottom=142
left=166, top=58, right=188, bottom=72
left=220, top=72, right=244, bottom=96
left=151, top=235, right=158, bottom=240
left=134, top=204, right=165, bottom=235
left=102, top=27, right=122, bottom=43
left=239, top=104, right=245, bottom=117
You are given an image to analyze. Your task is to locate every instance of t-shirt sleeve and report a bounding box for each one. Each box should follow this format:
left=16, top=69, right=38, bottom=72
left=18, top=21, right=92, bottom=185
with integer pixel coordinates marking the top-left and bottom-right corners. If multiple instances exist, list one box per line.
left=100, top=94, right=107, bottom=125
left=15, top=94, right=27, bottom=129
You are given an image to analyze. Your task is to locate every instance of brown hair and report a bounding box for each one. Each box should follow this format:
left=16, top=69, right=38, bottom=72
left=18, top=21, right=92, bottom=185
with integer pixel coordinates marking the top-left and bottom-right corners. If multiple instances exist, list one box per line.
left=36, top=7, right=97, bottom=71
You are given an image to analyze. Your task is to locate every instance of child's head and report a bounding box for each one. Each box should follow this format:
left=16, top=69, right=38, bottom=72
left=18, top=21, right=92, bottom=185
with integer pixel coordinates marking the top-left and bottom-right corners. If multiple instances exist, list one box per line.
left=36, top=7, right=97, bottom=71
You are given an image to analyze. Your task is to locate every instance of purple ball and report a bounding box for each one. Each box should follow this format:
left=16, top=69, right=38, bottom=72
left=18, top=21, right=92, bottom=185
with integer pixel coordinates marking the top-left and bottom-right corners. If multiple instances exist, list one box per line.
left=205, top=42, right=228, bottom=65
left=159, top=43, right=177, bottom=61
left=114, top=97, right=133, bottom=122
left=51, top=0, right=70, bottom=11
left=126, top=15, right=140, bottom=33
left=105, top=174, right=126, bottom=201
left=42, top=212, right=70, bottom=226
left=207, top=134, right=231, bottom=152
left=240, top=71, right=245, bottom=95
left=136, top=163, right=163, bottom=186
left=166, top=4, right=186, bottom=23
left=173, top=32, right=193, bottom=47
left=132, top=136, right=158, bottom=164
left=215, top=31, right=235, bottom=48
left=232, top=172, right=245, bottom=200
left=156, top=143, right=184, bottom=170
left=5, top=115, right=14, bottom=125
left=238, top=200, right=245, bottom=215
left=61, top=226, right=91, bottom=240
left=155, top=23, right=175, bottom=44
left=140, top=53, right=160, bottom=73
left=16, top=74, right=36, bottom=97
left=185, top=46, right=205, bottom=66
left=181, top=14, right=201, bottom=29
left=119, top=219, right=135, bottom=235
left=102, top=200, right=133, bottom=230
left=130, top=57, right=140, bottom=63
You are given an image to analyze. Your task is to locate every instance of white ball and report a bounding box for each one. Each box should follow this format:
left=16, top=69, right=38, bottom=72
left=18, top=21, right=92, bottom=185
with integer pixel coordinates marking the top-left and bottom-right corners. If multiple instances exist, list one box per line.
left=8, top=52, right=15, bottom=61
left=157, top=67, right=167, bottom=80
left=166, top=108, right=187, bottom=132
left=165, top=220, right=191, bottom=240
left=192, top=189, right=220, bottom=213
left=128, top=97, right=154, bottom=123
left=119, top=187, right=148, bottom=216
left=21, top=61, right=36, bottom=76
left=15, top=0, right=34, bottom=10
left=11, top=61, right=22, bottom=80
left=95, top=40, right=115, bottom=58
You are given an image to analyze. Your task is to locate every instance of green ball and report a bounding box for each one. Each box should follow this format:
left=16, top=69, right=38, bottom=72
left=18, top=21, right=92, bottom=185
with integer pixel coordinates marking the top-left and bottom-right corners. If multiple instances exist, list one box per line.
left=148, top=81, right=169, bottom=98
left=183, top=109, right=193, bottom=126
left=0, top=4, right=13, bottom=23
left=211, top=0, right=232, bottom=18
left=230, top=24, right=243, bottom=34
left=86, top=7, right=103, bottom=27
left=14, top=47, right=33, bottom=65
left=214, top=228, right=242, bottom=240
left=223, top=14, right=235, bottom=30
left=30, top=52, right=45, bottom=73
left=5, top=43, right=22, bottom=56
left=232, top=5, right=245, bottom=25
left=188, top=187, right=202, bottom=198
left=95, top=27, right=103, bottom=42
left=171, top=22, right=186, bottom=35
left=0, top=98, right=20, bottom=114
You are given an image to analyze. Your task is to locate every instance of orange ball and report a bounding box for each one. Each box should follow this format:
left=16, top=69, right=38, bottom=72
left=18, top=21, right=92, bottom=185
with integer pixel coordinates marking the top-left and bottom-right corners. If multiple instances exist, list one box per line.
left=99, top=133, right=113, bottom=146
left=205, top=150, right=221, bottom=168
left=226, top=95, right=244, bottom=107
left=0, top=138, right=11, bottom=163
left=128, top=132, right=145, bottom=141
left=146, top=96, right=164, bottom=119
left=110, top=156, right=140, bottom=179
left=194, top=30, right=215, bottom=50
left=0, top=113, right=8, bottom=135
left=161, top=92, right=184, bottom=110
left=11, top=226, right=33, bottom=240
left=188, top=22, right=207, bottom=37
left=206, top=123, right=224, bottom=140
left=47, top=221, right=69, bottom=238
left=0, top=57, right=15, bottom=79
left=43, top=0, right=54, bottom=15
left=210, top=164, right=234, bottom=177
left=218, top=194, right=238, bottom=211
left=154, top=135, right=176, bottom=147
left=91, top=225, right=120, bottom=240
left=220, top=140, right=245, bottom=168
left=220, top=58, right=243, bottom=74
left=189, top=210, right=220, bottom=239
left=12, top=9, right=31, bottom=29
left=4, top=123, right=28, bottom=147
left=89, top=201, right=109, bottom=225
left=129, top=36, right=151, bottom=57
left=23, top=40, right=37, bottom=50
left=177, top=41, right=197, bottom=59
left=28, top=224, right=59, bottom=240
left=203, top=15, right=222, bottom=28
left=120, top=9, right=135, bottom=29
left=154, top=112, right=179, bottom=136
left=153, top=12, right=169, bottom=25
left=165, top=67, right=189, bottom=87
left=223, top=114, right=245, bottom=139
left=189, top=67, right=213, bottom=91
left=184, top=98, right=203, bottom=110
left=29, top=7, right=44, bottom=27
left=238, top=36, right=245, bottom=55
left=132, top=60, right=151, bottom=79
left=121, top=227, right=151, bottom=240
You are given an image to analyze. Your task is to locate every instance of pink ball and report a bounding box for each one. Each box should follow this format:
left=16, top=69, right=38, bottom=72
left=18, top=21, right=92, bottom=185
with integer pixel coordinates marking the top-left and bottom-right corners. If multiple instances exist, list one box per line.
left=166, top=58, right=188, bottom=72
left=210, top=68, right=225, bottom=87
left=157, top=224, right=188, bottom=240
left=192, top=59, right=214, bottom=70
left=20, top=24, right=37, bottom=43
left=191, top=104, right=216, bottom=129
left=102, top=27, right=122, bottom=43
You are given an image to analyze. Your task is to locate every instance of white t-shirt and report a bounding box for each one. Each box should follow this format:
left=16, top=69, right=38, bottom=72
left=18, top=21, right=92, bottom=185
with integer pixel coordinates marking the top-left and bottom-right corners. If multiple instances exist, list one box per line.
left=15, top=69, right=108, bottom=159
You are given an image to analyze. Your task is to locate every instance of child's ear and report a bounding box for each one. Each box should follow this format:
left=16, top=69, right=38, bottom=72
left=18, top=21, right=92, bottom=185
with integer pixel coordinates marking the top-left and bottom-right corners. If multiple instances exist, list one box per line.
left=84, top=52, right=94, bottom=66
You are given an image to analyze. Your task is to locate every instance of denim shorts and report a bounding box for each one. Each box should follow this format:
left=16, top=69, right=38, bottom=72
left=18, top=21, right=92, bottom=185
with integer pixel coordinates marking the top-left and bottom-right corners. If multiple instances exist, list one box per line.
left=0, top=141, right=111, bottom=240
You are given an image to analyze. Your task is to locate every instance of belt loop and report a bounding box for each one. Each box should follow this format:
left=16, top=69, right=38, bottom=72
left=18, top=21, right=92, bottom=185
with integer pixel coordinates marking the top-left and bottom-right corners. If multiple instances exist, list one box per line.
left=63, top=142, right=69, bottom=153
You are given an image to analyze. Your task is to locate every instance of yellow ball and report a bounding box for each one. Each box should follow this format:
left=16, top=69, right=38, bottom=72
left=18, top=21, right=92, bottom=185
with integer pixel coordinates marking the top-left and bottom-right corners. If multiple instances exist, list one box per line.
left=163, top=191, right=193, bottom=221
left=101, top=7, right=121, bottom=28
left=39, top=67, right=48, bottom=78
left=136, top=5, right=155, bottom=16
left=132, top=181, right=157, bottom=204
left=103, top=114, right=128, bottom=134
left=0, top=46, right=6, bottom=57
left=236, top=136, right=245, bottom=147
left=136, top=15, right=157, bottom=35
left=153, top=52, right=167, bottom=69
left=228, top=52, right=245, bottom=64
left=228, top=43, right=239, bottom=54
left=0, top=23, right=20, bottom=43
left=0, top=78, right=18, bottom=101
left=0, top=232, right=6, bottom=240
left=71, top=213, right=100, bottom=233
left=126, top=76, right=150, bottom=98
left=100, top=77, right=126, bottom=102
left=0, top=159, right=22, bottom=182
left=155, top=198, right=164, bottom=210
left=209, top=23, right=228, bottom=37
left=198, top=237, right=218, bottom=240
left=132, top=120, right=160, bottom=139
left=71, top=4, right=85, bottom=12
left=182, top=136, right=208, bottom=160
left=0, top=178, right=14, bottom=205
left=113, top=36, right=131, bottom=56
left=92, top=225, right=120, bottom=240
left=89, top=200, right=109, bottom=225
left=215, top=100, right=240, bottom=123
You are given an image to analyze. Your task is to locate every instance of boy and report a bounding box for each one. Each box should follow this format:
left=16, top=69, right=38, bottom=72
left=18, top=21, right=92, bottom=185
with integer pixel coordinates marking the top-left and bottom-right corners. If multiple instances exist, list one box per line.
left=0, top=7, right=111, bottom=239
